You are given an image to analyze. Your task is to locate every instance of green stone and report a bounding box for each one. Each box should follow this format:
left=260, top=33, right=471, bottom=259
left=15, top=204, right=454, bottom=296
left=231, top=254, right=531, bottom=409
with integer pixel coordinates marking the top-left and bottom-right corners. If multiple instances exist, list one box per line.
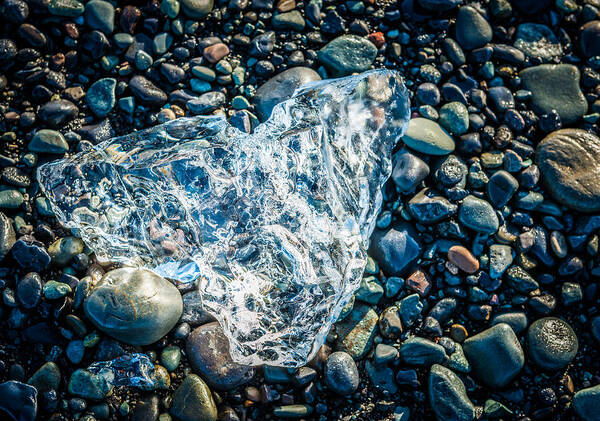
left=48, top=236, right=84, bottom=266
left=232, top=96, right=250, bottom=110
left=335, top=303, right=378, bottom=359
left=161, top=0, right=180, bottom=18
left=28, top=362, right=61, bottom=392
left=573, top=385, right=600, bottom=421
left=439, top=102, right=469, bottom=135
left=429, top=364, right=475, bottom=421
left=192, top=66, right=216, bottom=81
left=86, top=78, right=116, bottom=118
left=84, top=0, right=115, bottom=34
left=153, top=32, right=173, bottom=55
left=35, top=197, right=54, bottom=216
left=68, top=369, right=112, bottom=400
left=29, top=129, right=69, bottom=154
left=0, top=190, right=24, bottom=209
left=317, top=35, right=377, bottom=77
left=160, top=346, right=181, bottom=372
left=180, top=0, right=213, bottom=18
left=272, top=11, right=305, bottom=31
left=170, top=375, right=217, bottom=421
left=43, top=280, right=72, bottom=299
left=402, top=118, right=455, bottom=155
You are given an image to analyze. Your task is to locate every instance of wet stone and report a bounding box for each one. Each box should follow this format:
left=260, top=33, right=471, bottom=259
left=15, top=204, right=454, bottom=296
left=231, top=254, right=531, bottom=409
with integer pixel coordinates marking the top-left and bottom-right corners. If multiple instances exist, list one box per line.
left=39, top=99, right=78, bottom=127
left=186, top=322, right=255, bottom=391
left=368, top=224, right=420, bottom=276
left=527, top=317, right=578, bottom=371
left=0, top=212, right=15, bottom=260
left=84, top=0, right=114, bottom=34
left=400, top=337, right=446, bottom=366
left=487, top=170, right=518, bottom=208
left=514, top=23, right=562, bottom=61
left=407, top=188, right=458, bottom=223
left=324, top=351, right=359, bottom=395
left=317, top=35, right=377, bottom=77
left=428, top=364, right=475, bottom=421
left=573, top=385, right=600, bottom=421
left=11, top=236, right=51, bottom=272
left=170, top=375, right=217, bottom=421
left=391, top=149, right=430, bottom=193
left=455, top=6, right=492, bottom=50
left=129, top=75, right=167, bottom=106
left=581, top=21, right=600, bottom=57
left=335, top=303, right=379, bottom=359
left=0, top=380, right=37, bottom=421
left=86, top=78, right=116, bottom=118
left=180, top=0, right=213, bottom=18
left=458, top=195, right=499, bottom=235
left=402, top=118, right=455, bottom=155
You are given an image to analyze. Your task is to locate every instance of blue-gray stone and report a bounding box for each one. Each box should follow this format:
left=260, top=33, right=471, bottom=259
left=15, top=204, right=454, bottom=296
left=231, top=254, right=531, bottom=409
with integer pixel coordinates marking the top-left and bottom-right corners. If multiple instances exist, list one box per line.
left=324, top=352, right=359, bottom=395
left=0, top=380, right=38, bottom=421
left=527, top=317, right=578, bottom=371
left=86, top=78, right=116, bottom=118
left=368, top=224, right=420, bottom=276
left=408, top=188, right=458, bottom=224
left=429, top=364, right=474, bottom=421
left=400, top=337, right=446, bottom=366
left=573, top=385, right=600, bottom=421
left=317, top=35, right=377, bottom=77
left=417, top=0, right=462, bottom=11
left=455, top=6, right=492, bottom=50
left=398, top=293, right=423, bottom=328
left=514, top=23, right=562, bottom=61
left=489, top=244, right=513, bottom=279
left=487, top=170, right=518, bottom=208
left=402, top=118, right=455, bottom=155
left=458, top=195, right=499, bottom=234
left=463, top=324, right=524, bottom=388
left=129, top=76, right=167, bottom=106
left=487, top=86, right=515, bottom=113
left=365, top=360, right=397, bottom=393
left=439, top=102, right=469, bottom=135
left=491, top=312, right=528, bottom=335
left=84, top=0, right=114, bottom=34
left=391, top=149, right=430, bottom=192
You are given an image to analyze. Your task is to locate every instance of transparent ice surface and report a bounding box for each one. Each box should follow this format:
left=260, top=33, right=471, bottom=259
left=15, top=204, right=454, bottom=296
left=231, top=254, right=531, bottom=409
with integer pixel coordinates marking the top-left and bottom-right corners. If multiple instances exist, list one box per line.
left=37, top=69, right=410, bottom=367
left=87, top=353, right=156, bottom=389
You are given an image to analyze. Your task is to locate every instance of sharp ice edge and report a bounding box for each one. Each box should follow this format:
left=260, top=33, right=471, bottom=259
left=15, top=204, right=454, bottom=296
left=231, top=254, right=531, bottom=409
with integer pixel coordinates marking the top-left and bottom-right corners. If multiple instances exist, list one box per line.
left=37, top=69, right=410, bottom=367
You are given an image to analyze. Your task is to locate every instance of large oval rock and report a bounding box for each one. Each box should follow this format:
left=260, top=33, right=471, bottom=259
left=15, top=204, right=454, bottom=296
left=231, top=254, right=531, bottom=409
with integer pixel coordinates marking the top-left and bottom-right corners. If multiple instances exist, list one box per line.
left=84, top=268, right=182, bottom=345
left=455, top=6, right=492, bottom=50
left=527, top=317, right=578, bottom=371
left=520, top=64, right=587, bottom=125
left=573, top=385, right=600, bottom=421
left=186, top=322, right=255, bottom=391
left=535, top=129, right=600, bottom=213
left=254, top=67, right=321, bottom=121
left=429, top=364, right=475, bottom=421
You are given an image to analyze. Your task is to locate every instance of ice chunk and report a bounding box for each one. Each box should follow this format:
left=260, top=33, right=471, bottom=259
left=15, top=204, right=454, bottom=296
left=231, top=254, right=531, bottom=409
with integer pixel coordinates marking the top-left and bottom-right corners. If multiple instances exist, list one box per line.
left=37, top=69, right=410, bottom=367
left=87, top=353, right=156, bottom=389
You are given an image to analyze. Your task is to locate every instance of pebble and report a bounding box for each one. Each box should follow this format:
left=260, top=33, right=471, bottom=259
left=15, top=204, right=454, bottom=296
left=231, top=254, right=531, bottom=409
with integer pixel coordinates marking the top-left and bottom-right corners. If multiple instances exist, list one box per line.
left=400, top=337, right=446, bottom=366
left=391, top=149, right=430, bottom=192
left=408, top=188, right=458, bottom=223
left=458, top=195, right=499, bottom=235
left=129, top=75, right=167, bottom=106
left=418, top=0, right=461, bottom=11
left=428, top=364, right=474, bottom=421
left=0, top=212, right=15, bottom=260
left=581, top=21, right=600, bottom=57
left=535, top=129, right=600, bottom=212
left=0, top=380, right=37, bottom=421
left=368, top=224, right=420, bottom=276
left=17, top=272, right=42, bottom=309
left=335, top=303, right=378, bottom=359
left=253, top=67, right=321, bottom=121
left=455, top=6, right=492, bottom=50
left=527, top=317, right=578, bottom=371
left=487, top=170, right=518, bottom=208
left=186, top=322, right=255, bottom=390
left=85, top=78, right=116, bottom=118
left=573, top=384, right=600, bottom=421
left=463, top=324, right=524, bottom=389
left=170, top=375, right=217, bottom=421
left=187, top=91, right=226, bottom=114
left=48, top=0, right=84, bottom=17
left=203, top=43, right=229, bottom=63
left=401, top=118, right=455, bottom=156
left=488, top=244, right=513, bottom=279
left=317, top=35, right=377, bottom=77
left=48, top=236, right=84, bottom=266
left=43, top=280, right=71, bottom=299
left=180, top=0, right=213, bottom=18
left=84, top=268, right=182, bottom=345
left=28, top=362, right=61, bottom=392
left=39, top=99, right=78, bottom=127
left=84, top=0, right=114, bottom=34
left=514, top=23, right=562, bottom=61
left=447, top=245, right=479, bottom=273
left=272, top=405, right=313, bottom=418
left=272, top=10, right=305, bottom=31
left=324, top=352, right=359, bottom=395
left=520, top=64, right=587, bottom=125
left=439, top=102, right=469, bottom=135
left=11, top=236, right=51, bottom=272
left=68, top=369, right=111, bottom=400
left=487, top=87, right=515, bottom=113
left=181, top=290, right=215, bottom=325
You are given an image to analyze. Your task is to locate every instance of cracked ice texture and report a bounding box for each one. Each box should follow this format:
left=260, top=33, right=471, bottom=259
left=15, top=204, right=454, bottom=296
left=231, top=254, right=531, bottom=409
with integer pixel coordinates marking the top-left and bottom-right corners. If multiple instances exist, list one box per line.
left=37, top=69, right=410, bottom=367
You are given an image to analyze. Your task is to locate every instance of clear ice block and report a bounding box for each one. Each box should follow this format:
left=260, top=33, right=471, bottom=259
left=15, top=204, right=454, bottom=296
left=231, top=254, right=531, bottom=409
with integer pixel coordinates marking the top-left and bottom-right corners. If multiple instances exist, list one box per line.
left=37, top=69, right=410, bottom=367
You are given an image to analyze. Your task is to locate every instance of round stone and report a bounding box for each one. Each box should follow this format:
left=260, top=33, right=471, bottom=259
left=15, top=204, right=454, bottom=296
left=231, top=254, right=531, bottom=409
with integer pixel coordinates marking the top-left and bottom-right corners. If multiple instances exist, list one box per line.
left=324, top=352, right=359, bottom=395
left=535, top=129, right=600, bottom=212
left=520, top=64, right=587, bottom=125
left=455, top=6, right=492, bottom=50
left=462, top=323, right=524, bottom=389
left=527, top=317, right=578, bottom=371
left=170, top=375, right=217, bottom=421
left=17, top=272, right=42, bottom=309
left=186, top=322, right=255, bottom=391
left=254, top=67, right=321, bottom=121
left=402, top=118, right=455, bottom=155
left=317, top=35, right=378, bottom=77
left=458, top=195, right=499, bottom=235
left=84, top=267, right=183, bottom=346
left=581, top=21, right=600, bottom=57
left=391, top=149, right=430, bottom=192
left=39, top=99, right=78, bottom=127
left=86, top=78, right=116, bottom=118
left=429, top=364, right=475, bottom=421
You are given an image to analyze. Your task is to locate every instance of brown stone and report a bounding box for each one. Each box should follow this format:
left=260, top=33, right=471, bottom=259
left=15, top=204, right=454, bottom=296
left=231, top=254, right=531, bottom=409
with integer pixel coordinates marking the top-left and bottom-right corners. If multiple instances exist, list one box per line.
left=448, top=245, right=479, bottom=274
left=203, top=43, right=230, bottom=63
left=120, top=5, right=141, bottom=34
left=277, top=0, right=295, bottom=12
left=406, top=270, right=431, bottom=297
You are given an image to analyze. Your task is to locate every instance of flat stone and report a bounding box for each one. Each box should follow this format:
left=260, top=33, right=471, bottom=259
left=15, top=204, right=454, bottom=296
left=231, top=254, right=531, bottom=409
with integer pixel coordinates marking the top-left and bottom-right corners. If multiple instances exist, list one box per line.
left=429, top=364, right=475, bottom=421
left=487, top=170, right=518, bottom=208
left=254, top=67, right=321, bottom=121
left=180, top=0, right=213, bottom=18
left=28, top=362, right=61, bottom=392
left=573, top=385, right=600, bottom=421
left=84, top=267, right=183, bottom=345
left=129, top=75, right=167, bottom=106
left=335, top=303, right=378, bottom=359
left=535, top=129, right=600, bottom=212
left=368, top=224, right=420, bottom=276
left=520, top=64, right=587, bottom=125
left=39, top=99, right=78, bottom=127
left=29, top=129, right=69, bottom=154
left=186, top=322, right=255, bottom=391
left=203, top=42, right=229, bottom=63
left=458, top=195, right=499, bottom=235
left=170, top=375, right=217, bottom=421
left=317, top=35, right=377, bottom=77
left=86, top=78, right=116, bottom=118
left=489, top=244, right=513, bottom=279
left=527, top=317, right=578, bottom=371
left=400, top=337, right=446, bottom=366
left=324, top=351, right=359, bottom=395
left=455, top=6, right=492, bottom=50
left=391, top=149, right=430, bottom=192
left=272, top=10, right=305, bottom=31
left=402, top=118, right=455, bottom=155
left=463, top=323, right=524, bottom=388
left=84, top=0, right=114, bottom=34
left=447, top=245, right=479, bottom=273
left=0, top=381, right=37, bottom=421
